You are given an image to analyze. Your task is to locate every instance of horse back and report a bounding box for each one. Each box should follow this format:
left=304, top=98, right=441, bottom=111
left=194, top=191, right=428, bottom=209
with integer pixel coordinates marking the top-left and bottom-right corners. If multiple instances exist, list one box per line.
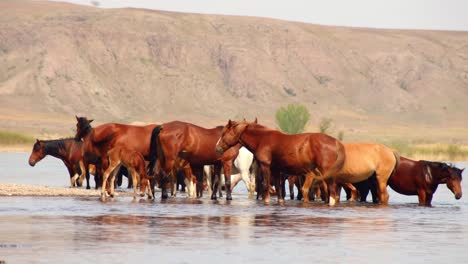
left=388, top=156, right=422, bottom=195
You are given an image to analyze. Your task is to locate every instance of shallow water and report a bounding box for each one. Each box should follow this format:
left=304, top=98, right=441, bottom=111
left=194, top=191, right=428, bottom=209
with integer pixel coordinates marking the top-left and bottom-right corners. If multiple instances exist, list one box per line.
left=1, top=153, right=467, bottom=263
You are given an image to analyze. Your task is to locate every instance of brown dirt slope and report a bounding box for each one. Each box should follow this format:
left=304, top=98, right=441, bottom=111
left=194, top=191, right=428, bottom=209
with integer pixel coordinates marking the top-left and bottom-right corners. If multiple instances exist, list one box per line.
left=1, top=0, right=468, bottom=142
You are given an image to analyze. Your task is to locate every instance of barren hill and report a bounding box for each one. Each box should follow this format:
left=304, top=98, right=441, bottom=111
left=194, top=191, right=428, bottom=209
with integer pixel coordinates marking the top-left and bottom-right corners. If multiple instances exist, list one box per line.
left=1, top=0, right=468, bottom=142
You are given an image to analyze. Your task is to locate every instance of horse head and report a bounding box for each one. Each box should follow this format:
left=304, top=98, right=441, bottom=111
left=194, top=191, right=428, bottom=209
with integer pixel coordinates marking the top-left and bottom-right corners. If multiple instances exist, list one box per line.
left=215, top=119, right=256, bottom=154
left=28, top=139, right=45, bottom=166
left=75, top=116, right=93, bottom=141
left=445, top=164, right=463, bottom=200
left=428, top=162, right=463, bottom=200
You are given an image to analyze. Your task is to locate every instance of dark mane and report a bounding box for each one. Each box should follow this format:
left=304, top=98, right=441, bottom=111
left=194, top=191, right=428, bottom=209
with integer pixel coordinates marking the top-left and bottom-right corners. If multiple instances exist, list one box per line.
left=39, top=138, right=79, bottom=154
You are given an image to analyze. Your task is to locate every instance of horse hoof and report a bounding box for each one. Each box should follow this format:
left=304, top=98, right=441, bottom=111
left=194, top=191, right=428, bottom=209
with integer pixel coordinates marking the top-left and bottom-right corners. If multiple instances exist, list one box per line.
left=226, top=194, right=232, bottom=201
left=162, top=193, right=168, bottom=199
left=211, top=196, right=217, bottom=200
left=278, top=199, right=285, bottom=204
left=86, top=186, right=91, bottom=190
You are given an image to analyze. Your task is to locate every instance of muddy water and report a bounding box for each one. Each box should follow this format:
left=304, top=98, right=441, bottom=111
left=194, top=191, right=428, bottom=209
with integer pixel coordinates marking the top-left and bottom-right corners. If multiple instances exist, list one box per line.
left=1, top=153, right=468, bottom=263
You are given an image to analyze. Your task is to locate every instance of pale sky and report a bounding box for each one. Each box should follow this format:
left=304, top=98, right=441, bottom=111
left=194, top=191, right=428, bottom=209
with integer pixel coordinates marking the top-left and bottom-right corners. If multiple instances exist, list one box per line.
left=52, top=0, right=468, bottom=31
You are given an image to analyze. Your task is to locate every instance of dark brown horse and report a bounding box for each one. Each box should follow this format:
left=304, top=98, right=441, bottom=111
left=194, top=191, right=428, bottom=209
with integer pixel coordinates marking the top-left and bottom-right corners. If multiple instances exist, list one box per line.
left=389, top=157, right=463, bottom=205
left=357, top=157, right=463, bottom=205
left=215, top=119, right=345, bottom=205
left=148, top=121, right=241, bottom=200
left=74, top=116, right=158, bottom=189
left=28, top=138, right=91, bottom=187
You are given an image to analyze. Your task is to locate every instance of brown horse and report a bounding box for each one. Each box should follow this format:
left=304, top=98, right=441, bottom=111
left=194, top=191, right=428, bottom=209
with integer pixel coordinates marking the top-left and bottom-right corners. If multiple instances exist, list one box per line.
left=148, top=122, right=241, bottom=200
left=354, top=157, right=463, bottom=205
left=215, top=119, right=345, bottom=205
left=331, top=142, right=399, bottom=204
left=28, top=138, right=91, bottom=187
left=389, top=157, right=463, bottom=205
left=74, top=116, right=158, bottom=189
left=101, top=147, right=153, bottom=201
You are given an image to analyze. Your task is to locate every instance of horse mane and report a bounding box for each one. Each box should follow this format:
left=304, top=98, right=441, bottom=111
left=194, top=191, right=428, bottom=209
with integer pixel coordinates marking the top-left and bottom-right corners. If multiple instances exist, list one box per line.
left=39, top=138, right=79, bottom=154
left=423, top=160, right=463, bottom=179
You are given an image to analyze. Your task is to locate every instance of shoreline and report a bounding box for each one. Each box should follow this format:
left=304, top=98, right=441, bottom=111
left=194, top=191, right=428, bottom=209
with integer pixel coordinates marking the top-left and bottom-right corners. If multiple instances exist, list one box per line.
left=2, top=144, right=468, bottom=162
left=0, top=182, right=138, bottom=197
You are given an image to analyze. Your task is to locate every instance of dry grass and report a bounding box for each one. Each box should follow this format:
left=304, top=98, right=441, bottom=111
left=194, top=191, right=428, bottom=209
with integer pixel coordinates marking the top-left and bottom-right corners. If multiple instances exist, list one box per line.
left=0, top=130, right=34, bottom=145
left=385, top=141, right=468, bottom=161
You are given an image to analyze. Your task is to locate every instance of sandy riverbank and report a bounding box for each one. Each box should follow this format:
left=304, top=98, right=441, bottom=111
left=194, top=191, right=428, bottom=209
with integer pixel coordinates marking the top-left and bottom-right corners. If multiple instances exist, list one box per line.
left=0, top=182, right=138, bottom=197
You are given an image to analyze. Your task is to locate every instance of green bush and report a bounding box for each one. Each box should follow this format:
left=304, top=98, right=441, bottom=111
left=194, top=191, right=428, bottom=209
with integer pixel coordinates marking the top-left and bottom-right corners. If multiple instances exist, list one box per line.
left=0, top=131, right=35, bottom=145
left=275, top=104, right=310, bottom=134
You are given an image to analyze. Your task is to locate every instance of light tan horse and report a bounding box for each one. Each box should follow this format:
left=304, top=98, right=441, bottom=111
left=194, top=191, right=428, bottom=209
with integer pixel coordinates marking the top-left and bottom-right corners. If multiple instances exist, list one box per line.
left=332, top=142, right=400, bottom=204
left=101, top=147, right=153, bottom=201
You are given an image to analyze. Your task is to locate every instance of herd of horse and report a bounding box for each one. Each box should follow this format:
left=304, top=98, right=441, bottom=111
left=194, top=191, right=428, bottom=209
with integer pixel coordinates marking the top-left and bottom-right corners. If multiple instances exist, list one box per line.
left=27, top=116, right=464, bottom=206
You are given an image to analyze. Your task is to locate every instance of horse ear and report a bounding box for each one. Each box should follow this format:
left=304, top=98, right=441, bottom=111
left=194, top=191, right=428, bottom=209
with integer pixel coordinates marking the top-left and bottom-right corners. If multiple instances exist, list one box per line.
left=228, top=119, right=232, bottom=127
left=242, top=118, right=246, bottom=122
left=254, top=117, right=258, bottom=124
left=75, top=115, right=79, bottom=121
left=36, top=139, right=40, bottom=143
left=89, top=119, right=94, bottom=123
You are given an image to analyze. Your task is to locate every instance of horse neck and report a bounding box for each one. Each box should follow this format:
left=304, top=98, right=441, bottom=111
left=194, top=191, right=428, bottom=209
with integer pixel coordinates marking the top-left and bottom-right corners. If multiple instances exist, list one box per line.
left=43, top=140, right=69, bottom=161
left=239, top=125, right=266, bottom=154
left=425, top=163, right=449, bottom=184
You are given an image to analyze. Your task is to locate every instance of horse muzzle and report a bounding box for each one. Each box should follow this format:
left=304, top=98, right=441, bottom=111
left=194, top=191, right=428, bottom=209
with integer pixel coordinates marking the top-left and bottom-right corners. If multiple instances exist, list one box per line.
left=28, top=159, right=36, bottom=167
left=455, top=193, right=462, bottom=200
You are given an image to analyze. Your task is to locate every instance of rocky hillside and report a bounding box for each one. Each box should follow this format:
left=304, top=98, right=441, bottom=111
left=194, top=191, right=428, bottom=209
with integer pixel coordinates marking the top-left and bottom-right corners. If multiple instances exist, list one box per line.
left=1, top=0, right=468, bottom=142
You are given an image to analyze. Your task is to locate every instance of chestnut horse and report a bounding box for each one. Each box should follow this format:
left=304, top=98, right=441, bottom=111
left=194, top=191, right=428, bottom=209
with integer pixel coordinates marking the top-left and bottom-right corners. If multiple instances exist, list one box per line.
left=331, top=143, right=399, bottom=204
left=148, top=122, right=241, bottom=200
left=28, top=138, right=91, bottom=187
left=101, top=147, right=153, bottom=201
left=74, top=116, right=158, bottom=189
left=215, top=119, right=345, bottom=205
left=389, top=157, right=463, bottom=205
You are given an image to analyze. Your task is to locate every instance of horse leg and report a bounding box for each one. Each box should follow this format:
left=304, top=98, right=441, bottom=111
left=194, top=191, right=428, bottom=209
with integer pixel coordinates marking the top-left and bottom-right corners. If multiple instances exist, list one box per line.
left=129, top=167, right=139, bottom=200
left=211, top=164, right=221, bottom=200
left=259, top=163, right=272, bottom=204
left=375, top=170, right=390, bottom=205
left=425, top=193, right=433, bottom=206
left=84, top=160, right=91, bottom=190
left=272, top=170, right=283, bottom=204
left=369, top=175, right=380, bottom=204
left=344, top=183, right=357, bottom=202
left=326, top=179, right=338, bottom=206
left=417, top=189, right=427, bottom=206
left=77, top=160, right=86, bottom=187
left=302, top=172, right=315, bottom=203
left=65, top=165, right=75, bottom=188
left=101, top=162, right=119, bottom=201
left=108, top=165, right=120, bottom=199
left=192, top=165, right=204, bottom=198
left=223, top=162, right=233, bottom=201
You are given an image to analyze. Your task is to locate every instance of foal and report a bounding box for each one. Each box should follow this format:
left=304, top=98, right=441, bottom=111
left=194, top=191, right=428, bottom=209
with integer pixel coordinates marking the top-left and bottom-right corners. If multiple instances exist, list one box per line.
left=101, top=147, right=153, bottom=201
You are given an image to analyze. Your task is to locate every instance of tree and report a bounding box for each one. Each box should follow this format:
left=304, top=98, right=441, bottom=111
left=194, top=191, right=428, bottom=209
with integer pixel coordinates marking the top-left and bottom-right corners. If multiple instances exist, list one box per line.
left=319, top=118, right=333, bottom=134
left=275, top=104, right=310, bottom=134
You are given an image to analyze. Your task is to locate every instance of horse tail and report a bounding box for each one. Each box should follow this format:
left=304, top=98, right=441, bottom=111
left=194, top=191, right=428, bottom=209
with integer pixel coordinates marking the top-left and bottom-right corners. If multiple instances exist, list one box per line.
left=389, top=150, right=401, bottom=180
left=323, top=140, right=346, bottom=180
left=148, top=125, right=164, bottom=176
